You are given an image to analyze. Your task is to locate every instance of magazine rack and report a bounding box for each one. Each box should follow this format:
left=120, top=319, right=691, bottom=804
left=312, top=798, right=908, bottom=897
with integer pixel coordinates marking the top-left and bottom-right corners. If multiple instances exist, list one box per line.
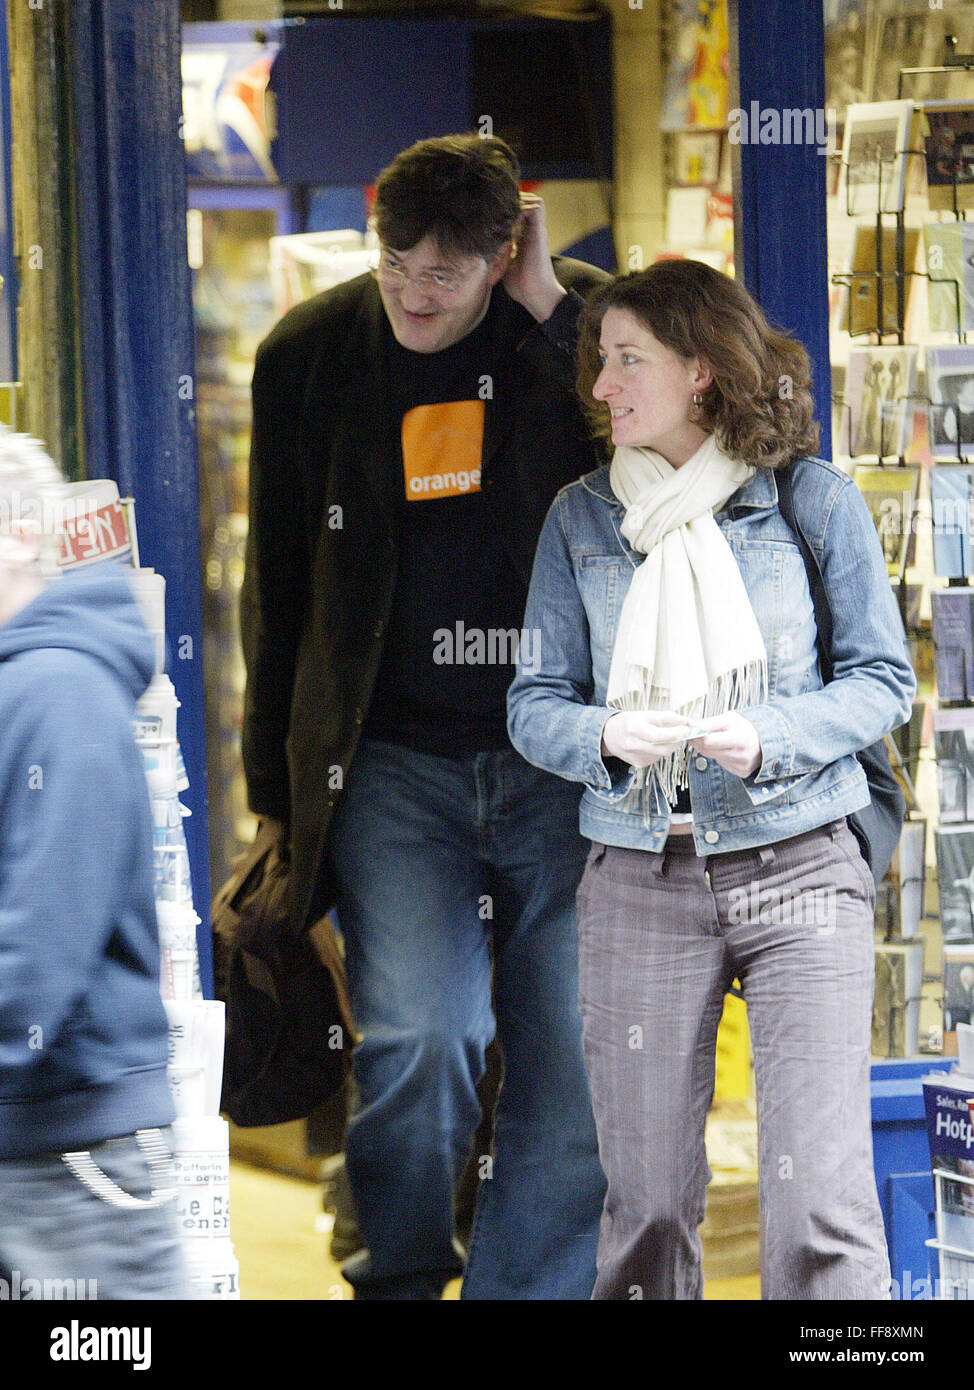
left=926, top=1167, right=974, bottom=1298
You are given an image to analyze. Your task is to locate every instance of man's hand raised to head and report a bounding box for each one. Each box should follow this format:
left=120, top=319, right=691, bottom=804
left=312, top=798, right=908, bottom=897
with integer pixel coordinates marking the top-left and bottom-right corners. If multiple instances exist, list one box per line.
left=501, top=193, right=568, bottom=324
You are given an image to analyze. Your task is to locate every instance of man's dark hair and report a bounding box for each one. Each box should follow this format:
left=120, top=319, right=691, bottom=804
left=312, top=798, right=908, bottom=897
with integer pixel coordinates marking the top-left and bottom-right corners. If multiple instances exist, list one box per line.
left=372, top=133, right=521, bottom=262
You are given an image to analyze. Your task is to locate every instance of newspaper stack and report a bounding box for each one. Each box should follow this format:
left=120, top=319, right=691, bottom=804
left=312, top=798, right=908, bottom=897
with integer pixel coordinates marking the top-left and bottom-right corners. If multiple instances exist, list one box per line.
left=56, top=478, right=239, bottom=1301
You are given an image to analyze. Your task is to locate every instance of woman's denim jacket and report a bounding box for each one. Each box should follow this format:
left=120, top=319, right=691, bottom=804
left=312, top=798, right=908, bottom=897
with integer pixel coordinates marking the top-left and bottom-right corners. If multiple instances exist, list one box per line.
left=507, top=455, right=917, bottom=855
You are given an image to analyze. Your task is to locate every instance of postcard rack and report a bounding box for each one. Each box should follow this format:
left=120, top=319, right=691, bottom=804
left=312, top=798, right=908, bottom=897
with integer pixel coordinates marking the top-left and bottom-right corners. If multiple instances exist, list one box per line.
left=828, top=63, right=974, bottom=1044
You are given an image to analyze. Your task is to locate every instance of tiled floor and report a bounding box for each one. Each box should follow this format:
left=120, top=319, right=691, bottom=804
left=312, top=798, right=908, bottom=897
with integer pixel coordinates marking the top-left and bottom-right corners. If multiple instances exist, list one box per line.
left=227, top=1160, right=761, bottom=1301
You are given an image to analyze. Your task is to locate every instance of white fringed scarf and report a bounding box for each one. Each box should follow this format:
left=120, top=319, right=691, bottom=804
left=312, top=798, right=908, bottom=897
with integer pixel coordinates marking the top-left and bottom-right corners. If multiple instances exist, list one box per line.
left=607, top=434, right=768, bottom=805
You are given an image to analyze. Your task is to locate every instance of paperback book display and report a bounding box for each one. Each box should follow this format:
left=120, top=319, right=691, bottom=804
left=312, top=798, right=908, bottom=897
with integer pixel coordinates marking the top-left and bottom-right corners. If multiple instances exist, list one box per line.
left=54, top=479, right=240, bottom=1301
left=934, top=710, right=974, bottom=823
left=944, top=948, right=974, bottom=1039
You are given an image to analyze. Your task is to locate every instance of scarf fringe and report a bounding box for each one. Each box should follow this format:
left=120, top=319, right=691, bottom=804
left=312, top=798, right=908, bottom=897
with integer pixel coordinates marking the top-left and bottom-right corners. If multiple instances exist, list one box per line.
left=619, top=658, right=768, bottom=825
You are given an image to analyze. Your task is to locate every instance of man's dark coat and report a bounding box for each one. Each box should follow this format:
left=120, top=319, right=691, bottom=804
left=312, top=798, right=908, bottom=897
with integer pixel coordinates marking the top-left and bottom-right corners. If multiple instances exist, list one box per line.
left=240, top=258, right=609, bottom=934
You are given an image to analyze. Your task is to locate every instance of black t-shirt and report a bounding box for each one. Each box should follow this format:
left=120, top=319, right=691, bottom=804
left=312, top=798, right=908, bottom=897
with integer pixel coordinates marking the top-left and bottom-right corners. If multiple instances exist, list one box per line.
left=363, top=292, right=531, bottom=756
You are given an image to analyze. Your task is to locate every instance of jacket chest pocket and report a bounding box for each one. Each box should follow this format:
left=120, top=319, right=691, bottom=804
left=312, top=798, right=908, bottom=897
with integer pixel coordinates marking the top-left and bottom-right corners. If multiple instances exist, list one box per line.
left=575, top=553, right=635, bottom=666
left=729, top=539, right=817, bottom=695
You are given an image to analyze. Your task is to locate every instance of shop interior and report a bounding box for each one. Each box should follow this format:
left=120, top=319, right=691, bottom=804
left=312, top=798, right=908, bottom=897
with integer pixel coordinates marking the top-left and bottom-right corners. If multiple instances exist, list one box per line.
left=4, top=0, right=974, bottom=1302
left=186, top=0, right=974, bottom=1302
left=182, top=0, right=753, bottom=1301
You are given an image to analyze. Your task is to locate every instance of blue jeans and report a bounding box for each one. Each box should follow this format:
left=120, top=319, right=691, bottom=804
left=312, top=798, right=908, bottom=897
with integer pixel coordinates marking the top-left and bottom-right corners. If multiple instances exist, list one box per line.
left=0, top=1128, right=190, bottom=1300
left=329, top=738, right=605, bottom=1299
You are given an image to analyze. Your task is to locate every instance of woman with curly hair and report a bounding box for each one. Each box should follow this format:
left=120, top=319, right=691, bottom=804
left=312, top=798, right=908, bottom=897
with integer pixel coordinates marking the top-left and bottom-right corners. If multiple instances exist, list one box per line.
left=507, top=259, right=916, bottom=1300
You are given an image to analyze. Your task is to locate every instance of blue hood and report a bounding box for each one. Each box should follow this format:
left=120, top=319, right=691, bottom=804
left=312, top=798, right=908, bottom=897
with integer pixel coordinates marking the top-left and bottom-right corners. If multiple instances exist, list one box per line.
left=0, top=559, right=173, bottom=1157
left=0, top=562, right=155, bottom=698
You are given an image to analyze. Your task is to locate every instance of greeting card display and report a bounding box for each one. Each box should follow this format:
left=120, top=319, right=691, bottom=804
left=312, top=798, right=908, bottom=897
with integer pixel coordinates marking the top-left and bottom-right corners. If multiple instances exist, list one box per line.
left=659, top=0, right=729, bottom=133
left=672, top=131, right=722, bottom=185
left=930, top=465, right=974, bottom=578
left=924, top=222, right=974, bottom=335
left=924, top=101, right=974, bottom=213
left=873, top=940, right=924, bottom=1058
left=841, top=100, right=916, bottom=215
left=932, top=588, right=974, bottom=702
left=936, top=826, right=974, bottom=943
left=845, top=346, right=918, bottom=460
left=945, top=943, right=974, bottom=1030
left=842, top=225, right=920, bottom=337
left=852, top=464, right=920, bottom=578
left=927, top=346, right=974, bottom=459
left=934, top=709, right=974, bottom=823
left=875, top=817, right=926, bottom=941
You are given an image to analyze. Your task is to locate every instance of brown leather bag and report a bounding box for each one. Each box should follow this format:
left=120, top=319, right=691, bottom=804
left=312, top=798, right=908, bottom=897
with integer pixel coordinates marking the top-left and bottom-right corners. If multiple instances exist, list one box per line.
left=211, top=821, right=358, bottom=1128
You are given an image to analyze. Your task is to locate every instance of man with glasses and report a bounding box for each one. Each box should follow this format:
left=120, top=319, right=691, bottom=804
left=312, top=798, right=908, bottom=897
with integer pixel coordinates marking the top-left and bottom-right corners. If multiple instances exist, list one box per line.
left=241, top=133, right=607, bottom=1300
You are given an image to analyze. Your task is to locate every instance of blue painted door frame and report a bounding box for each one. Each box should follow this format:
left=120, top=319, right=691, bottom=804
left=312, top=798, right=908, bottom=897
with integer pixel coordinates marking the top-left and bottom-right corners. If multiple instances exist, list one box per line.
left=69, top=1, right=212, bottom=992
left=730, top=0, right=832, bottom=459
left=0, top=16, right=17, bottom=385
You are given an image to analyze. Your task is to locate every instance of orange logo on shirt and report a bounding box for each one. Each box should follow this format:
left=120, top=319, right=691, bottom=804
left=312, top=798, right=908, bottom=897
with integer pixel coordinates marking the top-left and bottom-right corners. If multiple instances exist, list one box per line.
left=402, top=400, right=484, bottom=501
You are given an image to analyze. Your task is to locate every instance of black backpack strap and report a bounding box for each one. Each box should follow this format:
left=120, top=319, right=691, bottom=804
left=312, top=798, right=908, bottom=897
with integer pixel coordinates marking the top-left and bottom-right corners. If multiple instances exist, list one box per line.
left=775, top=464, right=834, bottom=682
left=776, top=462, right=906, bottom=885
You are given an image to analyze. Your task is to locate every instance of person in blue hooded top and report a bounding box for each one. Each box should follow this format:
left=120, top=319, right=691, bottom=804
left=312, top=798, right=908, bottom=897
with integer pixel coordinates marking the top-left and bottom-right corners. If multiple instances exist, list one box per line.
left=0, top=426, right=189, bottom=1299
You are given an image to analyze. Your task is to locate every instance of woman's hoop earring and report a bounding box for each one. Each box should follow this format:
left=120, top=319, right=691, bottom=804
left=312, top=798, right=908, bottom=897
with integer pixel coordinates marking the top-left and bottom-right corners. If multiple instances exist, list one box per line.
left=692, top=392, right=703, bottom=409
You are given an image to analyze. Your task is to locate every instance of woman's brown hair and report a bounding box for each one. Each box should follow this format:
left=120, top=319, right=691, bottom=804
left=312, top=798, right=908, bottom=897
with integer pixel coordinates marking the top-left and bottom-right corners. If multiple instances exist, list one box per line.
left=577, top=259, right=820, bottom=469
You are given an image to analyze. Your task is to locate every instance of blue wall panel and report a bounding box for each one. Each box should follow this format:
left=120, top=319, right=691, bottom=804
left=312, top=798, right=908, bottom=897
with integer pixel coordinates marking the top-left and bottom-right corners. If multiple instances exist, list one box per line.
left=730, top=0, right=833, bottom=459
left=272, top=18, right=470, bottom=186
left=70, top=0, right=213, bottom=992
left=0, top=16, right=17, bottom=385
